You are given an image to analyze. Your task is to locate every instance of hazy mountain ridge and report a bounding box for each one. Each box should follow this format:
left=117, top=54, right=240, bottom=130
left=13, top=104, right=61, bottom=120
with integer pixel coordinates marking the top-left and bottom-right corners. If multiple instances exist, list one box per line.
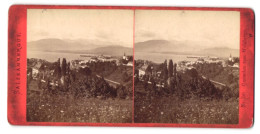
left=135, top=40, right=239, bottom=57
left=27, top=38, right=238, bottom=58
left=198, top=47, right=239, bottom=57
left=91, top=45, right=132, bottom=56
left=28, top=38, right=104, bottom=51
left=27, top=38, right=132, bottom=56
left=135, top=40, right=204, bottom=53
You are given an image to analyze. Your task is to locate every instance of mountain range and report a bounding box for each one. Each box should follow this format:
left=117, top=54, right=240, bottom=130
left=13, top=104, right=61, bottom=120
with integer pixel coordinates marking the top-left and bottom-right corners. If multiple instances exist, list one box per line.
left=27, top=38, right=239, bottom=58
left=135, top=40, right=239, bottom=57
left=27, top=38, right=133, bottom=56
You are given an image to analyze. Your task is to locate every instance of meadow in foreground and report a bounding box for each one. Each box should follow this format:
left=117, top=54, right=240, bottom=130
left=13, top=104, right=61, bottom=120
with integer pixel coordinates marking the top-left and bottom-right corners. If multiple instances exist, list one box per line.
left=134, top=94, right=238, bottom=124
left=27, top=90, right=132, bottom=123
left=27, top=79, right=132, bottom=123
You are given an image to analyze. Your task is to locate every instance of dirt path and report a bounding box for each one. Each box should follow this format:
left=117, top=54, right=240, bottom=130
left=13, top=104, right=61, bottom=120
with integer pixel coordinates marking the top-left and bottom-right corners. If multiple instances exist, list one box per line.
left=201, top=75, right=226, bottom=87
left=96, top=74, right=121, bottom=87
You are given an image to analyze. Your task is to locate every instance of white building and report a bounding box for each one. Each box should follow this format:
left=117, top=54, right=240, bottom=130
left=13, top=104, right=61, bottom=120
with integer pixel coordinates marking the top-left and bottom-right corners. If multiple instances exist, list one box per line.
left=32, top=68, right=39, bottom=79
left=233, top=63, right=239, bottom=68
left=126, top=61, right=133, bottom=66
left=123, top=52, right=127, bottom=60
left=229, top=54, right=234, bottom=62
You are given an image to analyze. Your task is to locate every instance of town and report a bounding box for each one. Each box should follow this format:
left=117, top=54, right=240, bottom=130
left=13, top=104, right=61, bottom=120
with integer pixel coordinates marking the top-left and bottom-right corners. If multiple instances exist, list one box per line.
left=27, top=53, right=133, bottom=93
left=135, top=54, right=239, bottom=89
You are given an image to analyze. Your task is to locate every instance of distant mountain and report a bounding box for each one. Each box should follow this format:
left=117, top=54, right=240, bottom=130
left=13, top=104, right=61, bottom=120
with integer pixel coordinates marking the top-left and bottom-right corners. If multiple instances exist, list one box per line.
left=27, top=38, right=104, bottom=51
left=135, top=39, right=203, bottom=53
left=90, top=45, right=132, bottom=56
left=198, top=47, right=239, bottom=57
left=135, top=39, right=239, bottom=57
left=135, top=40, right=171, bottom=52
left=27, top=38, right=132, bottom=56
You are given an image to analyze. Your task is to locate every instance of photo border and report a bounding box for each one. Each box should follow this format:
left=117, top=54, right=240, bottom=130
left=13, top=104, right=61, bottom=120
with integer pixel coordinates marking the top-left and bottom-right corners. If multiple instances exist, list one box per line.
left=8, top=5, right=254, bottom=128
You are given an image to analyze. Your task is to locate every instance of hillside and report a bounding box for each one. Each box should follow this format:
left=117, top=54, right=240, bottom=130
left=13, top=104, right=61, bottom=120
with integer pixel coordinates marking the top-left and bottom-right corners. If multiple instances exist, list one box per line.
left=135, top=39, right=239, bottom=57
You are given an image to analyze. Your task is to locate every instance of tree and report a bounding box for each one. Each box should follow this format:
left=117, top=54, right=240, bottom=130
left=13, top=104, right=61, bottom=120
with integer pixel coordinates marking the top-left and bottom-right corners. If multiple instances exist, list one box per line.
left=122, top=72, right=129, bottom=82
left=144, top=78, right=148, bottom=90
left=168, top=77, right=174, bottom=94
left=78, top=67, right=92, bottom=76
left=53, top=63, right=61, bottom=79
left=233, top=57, right=239, bottom=63
left=27, top=68, right=33, bottom=90
left=134, top=75, right=139, bottom=83
left=228, top=73, right=234, bottom=84
left=121, top=59, right=128, bottom=64
left=67, top=62, right=71, bottom=74
left=135, top=69, right=139, bottom=77
left=163, top=60, right=168, bottom=81
left=173, top=63, right=177, bottom=79
left=187, top=68, right=198, bottom=78
left=57, top=58, right=60, bottom=66
left=168, top=59, right=173, bottom=77
left=176, top=74, right=184, bottom=99
left=61, top=58, right=67, bottom=76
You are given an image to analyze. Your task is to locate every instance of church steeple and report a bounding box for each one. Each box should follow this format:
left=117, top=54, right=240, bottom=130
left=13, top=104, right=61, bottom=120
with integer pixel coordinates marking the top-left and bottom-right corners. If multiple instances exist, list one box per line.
left=229, top=53, right=233, bottom=61
left=123, top=52, right=126, bottom=60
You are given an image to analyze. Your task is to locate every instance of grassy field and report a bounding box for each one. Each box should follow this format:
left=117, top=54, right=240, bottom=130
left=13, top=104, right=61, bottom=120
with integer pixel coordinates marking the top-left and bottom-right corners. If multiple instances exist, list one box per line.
left=134, top=94, right=238, bottom=124
left=27, top=80, right=132, bottom=123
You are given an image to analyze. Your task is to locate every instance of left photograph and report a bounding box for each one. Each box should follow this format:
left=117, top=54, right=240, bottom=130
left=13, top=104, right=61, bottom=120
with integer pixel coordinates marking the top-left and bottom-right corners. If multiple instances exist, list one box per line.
left=26, top=9, right=134, bottom=123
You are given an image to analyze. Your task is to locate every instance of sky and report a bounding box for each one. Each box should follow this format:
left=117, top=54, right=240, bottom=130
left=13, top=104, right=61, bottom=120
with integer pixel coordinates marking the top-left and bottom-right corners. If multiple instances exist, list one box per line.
left=28, top=9, right=240, bottom=49
left=27, top=9, right=134, bottom=48
left=135, top=10, right=240, bottom=49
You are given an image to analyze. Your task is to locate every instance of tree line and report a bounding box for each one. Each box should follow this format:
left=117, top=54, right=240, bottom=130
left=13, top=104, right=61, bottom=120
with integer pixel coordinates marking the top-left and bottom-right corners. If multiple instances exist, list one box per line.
left=135, top=59, right=236, bottom=100
left=28, top=58, right=130, bottom=99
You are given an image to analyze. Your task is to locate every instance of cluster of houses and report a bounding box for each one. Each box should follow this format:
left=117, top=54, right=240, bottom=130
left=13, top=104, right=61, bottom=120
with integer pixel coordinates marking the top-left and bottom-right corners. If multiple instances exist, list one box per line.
left=177, top=54, right=239, bottom=72
left=70, top=53, right=133, bottom=70
left=27, top=59, right=51, bottom=80
left=135, top=61, right=162, bottom=83
left=27, top=59, right=60, bottom=89
left=27, top=52, right=134, bottom=90
left=122, top=53, right=133, bottom=66
left=29, top=52, right=134, bottom=81
left=136, top=65, right=161, bottom=87
left=134, top=54, right=240, bottom=88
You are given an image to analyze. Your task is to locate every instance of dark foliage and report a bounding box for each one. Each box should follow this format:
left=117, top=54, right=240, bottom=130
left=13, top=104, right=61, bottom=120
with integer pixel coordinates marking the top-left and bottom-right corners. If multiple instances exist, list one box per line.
left=163, top=60, right=168, bottom=81
left=61, top=58, right=67, bottom=76
left=168, top=59, right=173, bottom=77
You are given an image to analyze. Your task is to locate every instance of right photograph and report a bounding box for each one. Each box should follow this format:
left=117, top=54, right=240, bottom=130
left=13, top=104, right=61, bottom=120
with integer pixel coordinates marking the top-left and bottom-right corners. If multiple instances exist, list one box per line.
left=134, top=10, right=240, bottom=124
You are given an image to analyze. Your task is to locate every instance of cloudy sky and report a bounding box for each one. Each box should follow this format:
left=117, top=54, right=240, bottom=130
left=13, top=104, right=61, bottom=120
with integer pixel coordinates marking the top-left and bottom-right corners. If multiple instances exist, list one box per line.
left=27, top=9, right=134, bottom=48
left=28, top=9, right=240, bottom=49
left=135, top=10, right=240, bottom=49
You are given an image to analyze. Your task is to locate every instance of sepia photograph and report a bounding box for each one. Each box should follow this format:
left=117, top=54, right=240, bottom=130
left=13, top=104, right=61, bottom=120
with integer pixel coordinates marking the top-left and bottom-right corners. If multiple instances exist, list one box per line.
left=26, top=9, right=134, bottom=123
left=6, top=2, right=256, bottom=130
left=134, top=10, right=240, bottom=124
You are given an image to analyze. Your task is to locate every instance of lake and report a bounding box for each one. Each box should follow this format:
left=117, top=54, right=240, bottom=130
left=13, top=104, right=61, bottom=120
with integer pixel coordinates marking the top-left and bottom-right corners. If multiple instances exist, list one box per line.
left=135, top=52, right=202, bottom=64
left=28, top=50, right=202, bottom=64
left=28, top=51, right=91, bottom=62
